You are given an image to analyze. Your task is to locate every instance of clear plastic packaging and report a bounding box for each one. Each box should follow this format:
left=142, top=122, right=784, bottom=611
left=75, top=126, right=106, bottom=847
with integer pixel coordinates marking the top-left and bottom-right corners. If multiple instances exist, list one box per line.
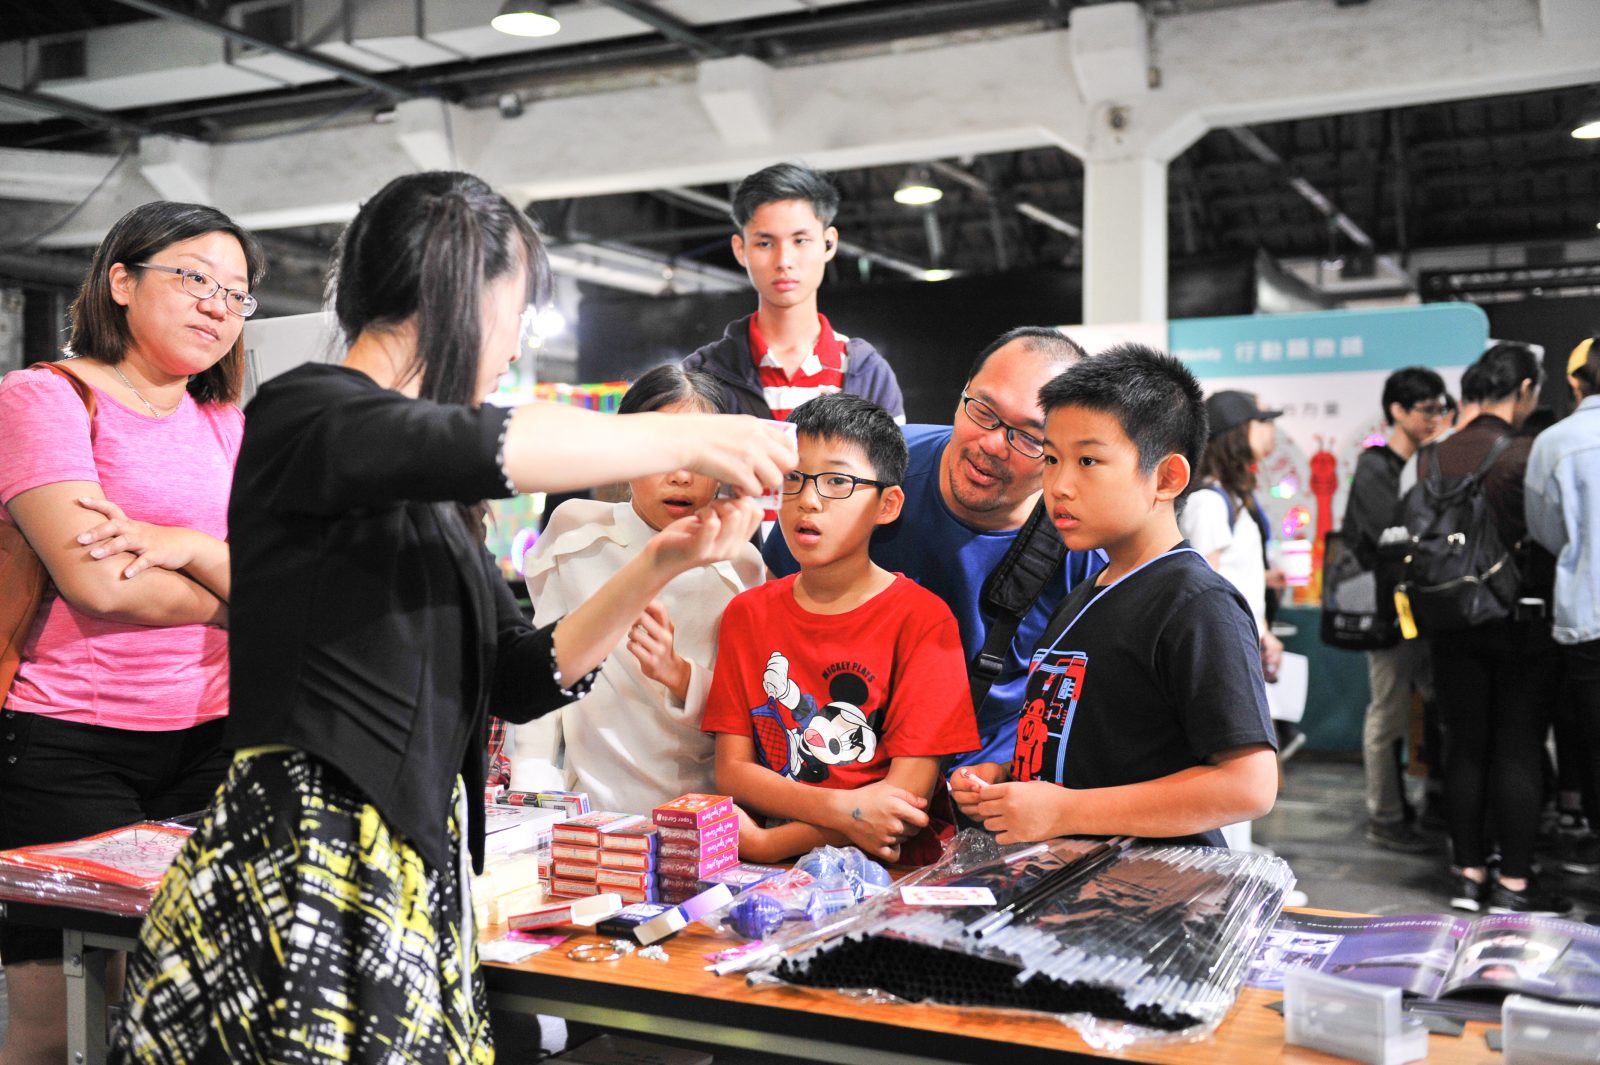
left=1284, top=968, right=1428, bottom=1065
left=0, top=821, right=193, bottom=916
left=715, top=829, right=1294, bottom=1049
left=700, top=844, right=892, bottom=941
left=1502, top=994, right=1600, bottom=1065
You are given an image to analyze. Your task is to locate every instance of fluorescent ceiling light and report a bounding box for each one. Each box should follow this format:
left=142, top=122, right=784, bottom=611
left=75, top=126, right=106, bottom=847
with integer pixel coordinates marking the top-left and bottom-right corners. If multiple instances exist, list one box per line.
left=492, top=1, right=561, bottom=38
left=921, top=268, right=955, bottom=282
left=894, top=166, right=943, bottom=206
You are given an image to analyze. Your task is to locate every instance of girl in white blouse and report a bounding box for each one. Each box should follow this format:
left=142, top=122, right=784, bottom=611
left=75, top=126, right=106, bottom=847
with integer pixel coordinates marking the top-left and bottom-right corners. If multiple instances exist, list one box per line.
left=511, top=367, right=765, bottom=812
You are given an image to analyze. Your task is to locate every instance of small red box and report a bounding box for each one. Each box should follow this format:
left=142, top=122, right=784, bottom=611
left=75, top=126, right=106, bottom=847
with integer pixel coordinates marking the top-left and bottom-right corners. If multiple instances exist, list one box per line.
left=658, top=835, right=737, bottom=861
left=598, top=848, right=656, bottom=872
left=656, top=847, right=739, bottom=881
left=594, top=867, right=654, bottom=892
left=656, top=813, right=739, bottom=849
left=553, top=812, right=646, bottom=845
left=550, top=843, right=600, bottom=865
left=551, top=859, right=599, bottom=882
left=651, top=794, right=735, bottom=830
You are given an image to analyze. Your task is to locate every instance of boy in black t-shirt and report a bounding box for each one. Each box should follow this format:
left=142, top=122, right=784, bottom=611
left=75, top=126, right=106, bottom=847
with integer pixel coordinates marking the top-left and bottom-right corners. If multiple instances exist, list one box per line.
left=949, top=344, right=1277, bottom=847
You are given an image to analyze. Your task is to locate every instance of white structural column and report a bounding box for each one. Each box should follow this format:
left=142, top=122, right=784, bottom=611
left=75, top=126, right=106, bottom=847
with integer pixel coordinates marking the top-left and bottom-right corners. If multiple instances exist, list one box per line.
left=1068, top=3, right=1171, bottom=326
left=1082, top=152, right=1166, bottom=327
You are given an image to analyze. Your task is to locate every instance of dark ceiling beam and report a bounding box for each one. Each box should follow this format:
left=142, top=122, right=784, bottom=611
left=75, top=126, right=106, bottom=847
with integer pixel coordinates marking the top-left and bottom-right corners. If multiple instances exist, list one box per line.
left=928, top=160, right=1082, bottom=239
left=0, top=84, right=152, bottom=137
left=595, top=0, right=735, bottom=59
left=1227, top=127, right=1389, bottom=256
left=107, top=0, right=418, bottom=102
left=735, top=0, right=1051, bottom=45
left=16, top=0, right=1066, bottom=140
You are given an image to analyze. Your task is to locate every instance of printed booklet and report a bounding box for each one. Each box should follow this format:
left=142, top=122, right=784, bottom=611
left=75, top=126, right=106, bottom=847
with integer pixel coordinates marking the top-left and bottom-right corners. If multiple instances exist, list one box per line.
left=1246, top=911, right=1600, bottom=1018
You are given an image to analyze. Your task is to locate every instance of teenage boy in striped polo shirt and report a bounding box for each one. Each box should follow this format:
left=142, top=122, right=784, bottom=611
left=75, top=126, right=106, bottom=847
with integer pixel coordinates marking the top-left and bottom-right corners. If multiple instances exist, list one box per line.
left=683, top=163, right=903, bottom=425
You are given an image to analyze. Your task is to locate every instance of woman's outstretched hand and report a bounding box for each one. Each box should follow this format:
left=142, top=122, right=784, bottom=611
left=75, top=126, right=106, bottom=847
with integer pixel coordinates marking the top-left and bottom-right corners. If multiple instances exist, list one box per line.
left=673, top=415, right=797, bottom=500
left=644, top=497, right=762, bottom=576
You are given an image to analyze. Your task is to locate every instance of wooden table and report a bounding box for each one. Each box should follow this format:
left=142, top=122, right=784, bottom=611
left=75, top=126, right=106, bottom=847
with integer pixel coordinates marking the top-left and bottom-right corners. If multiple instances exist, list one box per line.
left=481, top=917, right=1504, bottom=1064
left=3, top=892, right=1505, bottom=1064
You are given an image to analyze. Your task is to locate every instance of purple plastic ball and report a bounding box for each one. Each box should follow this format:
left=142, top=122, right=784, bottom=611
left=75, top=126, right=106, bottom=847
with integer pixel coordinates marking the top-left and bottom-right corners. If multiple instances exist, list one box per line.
left=859, top=861, right=892, bottom=888
left=729, top=891, right=786, bottom=939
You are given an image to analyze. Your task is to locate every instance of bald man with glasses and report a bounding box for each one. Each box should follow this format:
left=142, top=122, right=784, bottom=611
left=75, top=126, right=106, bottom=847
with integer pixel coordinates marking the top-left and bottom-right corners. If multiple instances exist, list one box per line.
left=764, top=327, right=1106, bottom=767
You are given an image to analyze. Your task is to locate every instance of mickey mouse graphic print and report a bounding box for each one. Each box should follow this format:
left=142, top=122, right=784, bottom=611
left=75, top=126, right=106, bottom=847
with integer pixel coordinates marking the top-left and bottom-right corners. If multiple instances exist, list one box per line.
left=702, top=573, right=979, bottom=793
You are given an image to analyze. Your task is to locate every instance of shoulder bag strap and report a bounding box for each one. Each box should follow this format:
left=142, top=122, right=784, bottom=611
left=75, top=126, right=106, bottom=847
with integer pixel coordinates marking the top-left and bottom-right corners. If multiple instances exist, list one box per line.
left=31, top=360, right=98, bottom=423
left=969, top=497, right=1068, bottom=708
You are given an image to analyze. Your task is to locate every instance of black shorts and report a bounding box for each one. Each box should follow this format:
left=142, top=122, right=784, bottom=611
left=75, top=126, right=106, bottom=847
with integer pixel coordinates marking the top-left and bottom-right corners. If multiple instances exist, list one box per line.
left=0, top=710, right=228, bottom=964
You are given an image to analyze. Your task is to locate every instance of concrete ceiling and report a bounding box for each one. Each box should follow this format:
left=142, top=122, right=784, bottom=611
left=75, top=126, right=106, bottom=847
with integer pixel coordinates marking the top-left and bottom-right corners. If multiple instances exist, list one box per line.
left=0, top=0, right=1595, bottom=317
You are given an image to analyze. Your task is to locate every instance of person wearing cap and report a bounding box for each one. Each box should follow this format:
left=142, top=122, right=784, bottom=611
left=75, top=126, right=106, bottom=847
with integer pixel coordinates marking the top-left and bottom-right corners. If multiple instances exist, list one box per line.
left=1525, top=337, right=1600, bottom=877
left=1343, top=366, right=1448, bottom=854
left=1180, top=391, right=1285, bottom=855
left=1181, top=390, right=1285, bottom=683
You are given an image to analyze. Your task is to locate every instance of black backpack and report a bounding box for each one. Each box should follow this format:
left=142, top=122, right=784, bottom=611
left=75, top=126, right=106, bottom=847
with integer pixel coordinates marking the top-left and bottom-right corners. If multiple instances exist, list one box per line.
left=1385, top=436, right=1521, bottom=635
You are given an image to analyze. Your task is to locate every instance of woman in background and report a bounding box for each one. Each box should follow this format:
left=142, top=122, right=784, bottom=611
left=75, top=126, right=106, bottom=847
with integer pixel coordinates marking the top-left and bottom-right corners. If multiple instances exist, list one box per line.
left=1432, top=343, right=1565, bottom=915
left=1181, top=390, right=1285, bottom=682
left=0, top=201, right=261, bottom=1065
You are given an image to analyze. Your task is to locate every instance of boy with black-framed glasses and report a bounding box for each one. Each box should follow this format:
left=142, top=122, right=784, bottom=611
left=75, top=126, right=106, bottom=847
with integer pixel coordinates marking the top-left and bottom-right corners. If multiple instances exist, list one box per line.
left=703, top=393, right=978, bottom=864
left=762, top=327, right=1106, bottom=770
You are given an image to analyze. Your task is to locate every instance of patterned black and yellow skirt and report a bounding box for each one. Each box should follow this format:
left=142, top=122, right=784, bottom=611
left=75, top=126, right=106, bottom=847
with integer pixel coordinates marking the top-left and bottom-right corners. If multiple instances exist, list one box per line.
left=110, top=748, right=493, bottom=1064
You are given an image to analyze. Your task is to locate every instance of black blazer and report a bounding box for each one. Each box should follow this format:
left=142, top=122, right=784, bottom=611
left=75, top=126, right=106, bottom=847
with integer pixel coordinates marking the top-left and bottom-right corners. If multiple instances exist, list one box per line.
left=226, top=364, right=569, bottom=871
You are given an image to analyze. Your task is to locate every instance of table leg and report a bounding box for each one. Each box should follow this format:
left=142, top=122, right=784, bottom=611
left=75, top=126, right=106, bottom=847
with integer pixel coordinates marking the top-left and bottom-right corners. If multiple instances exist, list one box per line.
left=62, top=929, right=108, bottom=1065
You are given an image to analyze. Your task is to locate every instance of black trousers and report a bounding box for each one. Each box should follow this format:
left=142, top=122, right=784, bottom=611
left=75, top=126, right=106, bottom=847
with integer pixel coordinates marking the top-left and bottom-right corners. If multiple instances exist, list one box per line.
left=0, top=711, right=228, bottom=963
left=1563, top=638, right=1600, bottom=826
left=1431, top=618, right=1561, bottom=879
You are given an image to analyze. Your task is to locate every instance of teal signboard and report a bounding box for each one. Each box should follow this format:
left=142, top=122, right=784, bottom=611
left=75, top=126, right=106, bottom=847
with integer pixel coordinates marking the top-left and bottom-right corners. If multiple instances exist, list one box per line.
left=1168, top=303, right=1490, bottom=379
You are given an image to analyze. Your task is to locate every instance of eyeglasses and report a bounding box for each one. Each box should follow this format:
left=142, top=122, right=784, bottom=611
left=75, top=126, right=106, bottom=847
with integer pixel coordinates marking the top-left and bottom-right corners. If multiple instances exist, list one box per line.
left=1410, top=401, right=1446, bottom=419
left=132, top=263, right=258, bottom=318
left=960, top=393, right=1046, bottom=459
left=782, top=470, right=890, bottom=499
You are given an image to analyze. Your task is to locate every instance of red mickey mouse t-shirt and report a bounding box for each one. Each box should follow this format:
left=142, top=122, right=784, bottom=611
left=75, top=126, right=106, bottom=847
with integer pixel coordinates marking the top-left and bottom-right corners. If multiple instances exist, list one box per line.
left=702, top=574, right=978, bottom=793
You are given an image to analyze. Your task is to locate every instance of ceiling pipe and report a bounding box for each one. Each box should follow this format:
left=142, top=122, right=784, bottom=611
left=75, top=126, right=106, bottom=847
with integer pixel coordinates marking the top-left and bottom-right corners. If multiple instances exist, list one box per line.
left=594, top=0, right=736, bottom=59
left=33, top=2, right=1052, bottom=137
left=929, top=159, right=1082, bottom=239
left=0, top=85, right=152, bottom=137
left=1225, top=126, right=1411, bottom=288
left=107, top=0, right=419, bottom=103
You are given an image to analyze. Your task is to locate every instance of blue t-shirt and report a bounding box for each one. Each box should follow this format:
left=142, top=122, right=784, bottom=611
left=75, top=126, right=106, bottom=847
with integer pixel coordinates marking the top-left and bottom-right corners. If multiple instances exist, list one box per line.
left=763, top=423, right=1105, bottom=766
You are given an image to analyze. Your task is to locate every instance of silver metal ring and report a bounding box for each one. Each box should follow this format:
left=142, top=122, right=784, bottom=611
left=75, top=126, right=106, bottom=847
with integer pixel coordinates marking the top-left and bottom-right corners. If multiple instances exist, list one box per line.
left=567, top=943, right=623, bottom=963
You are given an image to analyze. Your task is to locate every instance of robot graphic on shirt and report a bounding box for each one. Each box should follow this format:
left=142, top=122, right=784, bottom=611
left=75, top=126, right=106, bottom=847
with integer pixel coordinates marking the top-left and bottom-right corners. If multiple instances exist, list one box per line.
left=751, top=651, right=884, bottom=784
left=1012, top=650, right=1088, bottom=783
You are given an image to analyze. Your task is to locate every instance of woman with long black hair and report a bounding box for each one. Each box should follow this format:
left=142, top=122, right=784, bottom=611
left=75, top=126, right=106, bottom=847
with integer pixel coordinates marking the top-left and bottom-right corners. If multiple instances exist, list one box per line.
left=1431, top=343, right=1568, bottom=916
left=110, top=171, right=793, bottom=1063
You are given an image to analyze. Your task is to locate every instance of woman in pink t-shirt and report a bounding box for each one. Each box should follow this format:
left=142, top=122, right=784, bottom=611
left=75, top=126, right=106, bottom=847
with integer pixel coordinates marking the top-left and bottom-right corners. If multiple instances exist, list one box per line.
left=0, top=200, right=263, bottom=1064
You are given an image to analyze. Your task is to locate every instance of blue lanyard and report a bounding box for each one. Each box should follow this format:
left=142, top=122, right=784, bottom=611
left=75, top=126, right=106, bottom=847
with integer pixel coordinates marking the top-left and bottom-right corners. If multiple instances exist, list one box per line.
left=1036, top=546, right=1201, bottom=784
left=1042, top=546, right=1203, bottom=657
